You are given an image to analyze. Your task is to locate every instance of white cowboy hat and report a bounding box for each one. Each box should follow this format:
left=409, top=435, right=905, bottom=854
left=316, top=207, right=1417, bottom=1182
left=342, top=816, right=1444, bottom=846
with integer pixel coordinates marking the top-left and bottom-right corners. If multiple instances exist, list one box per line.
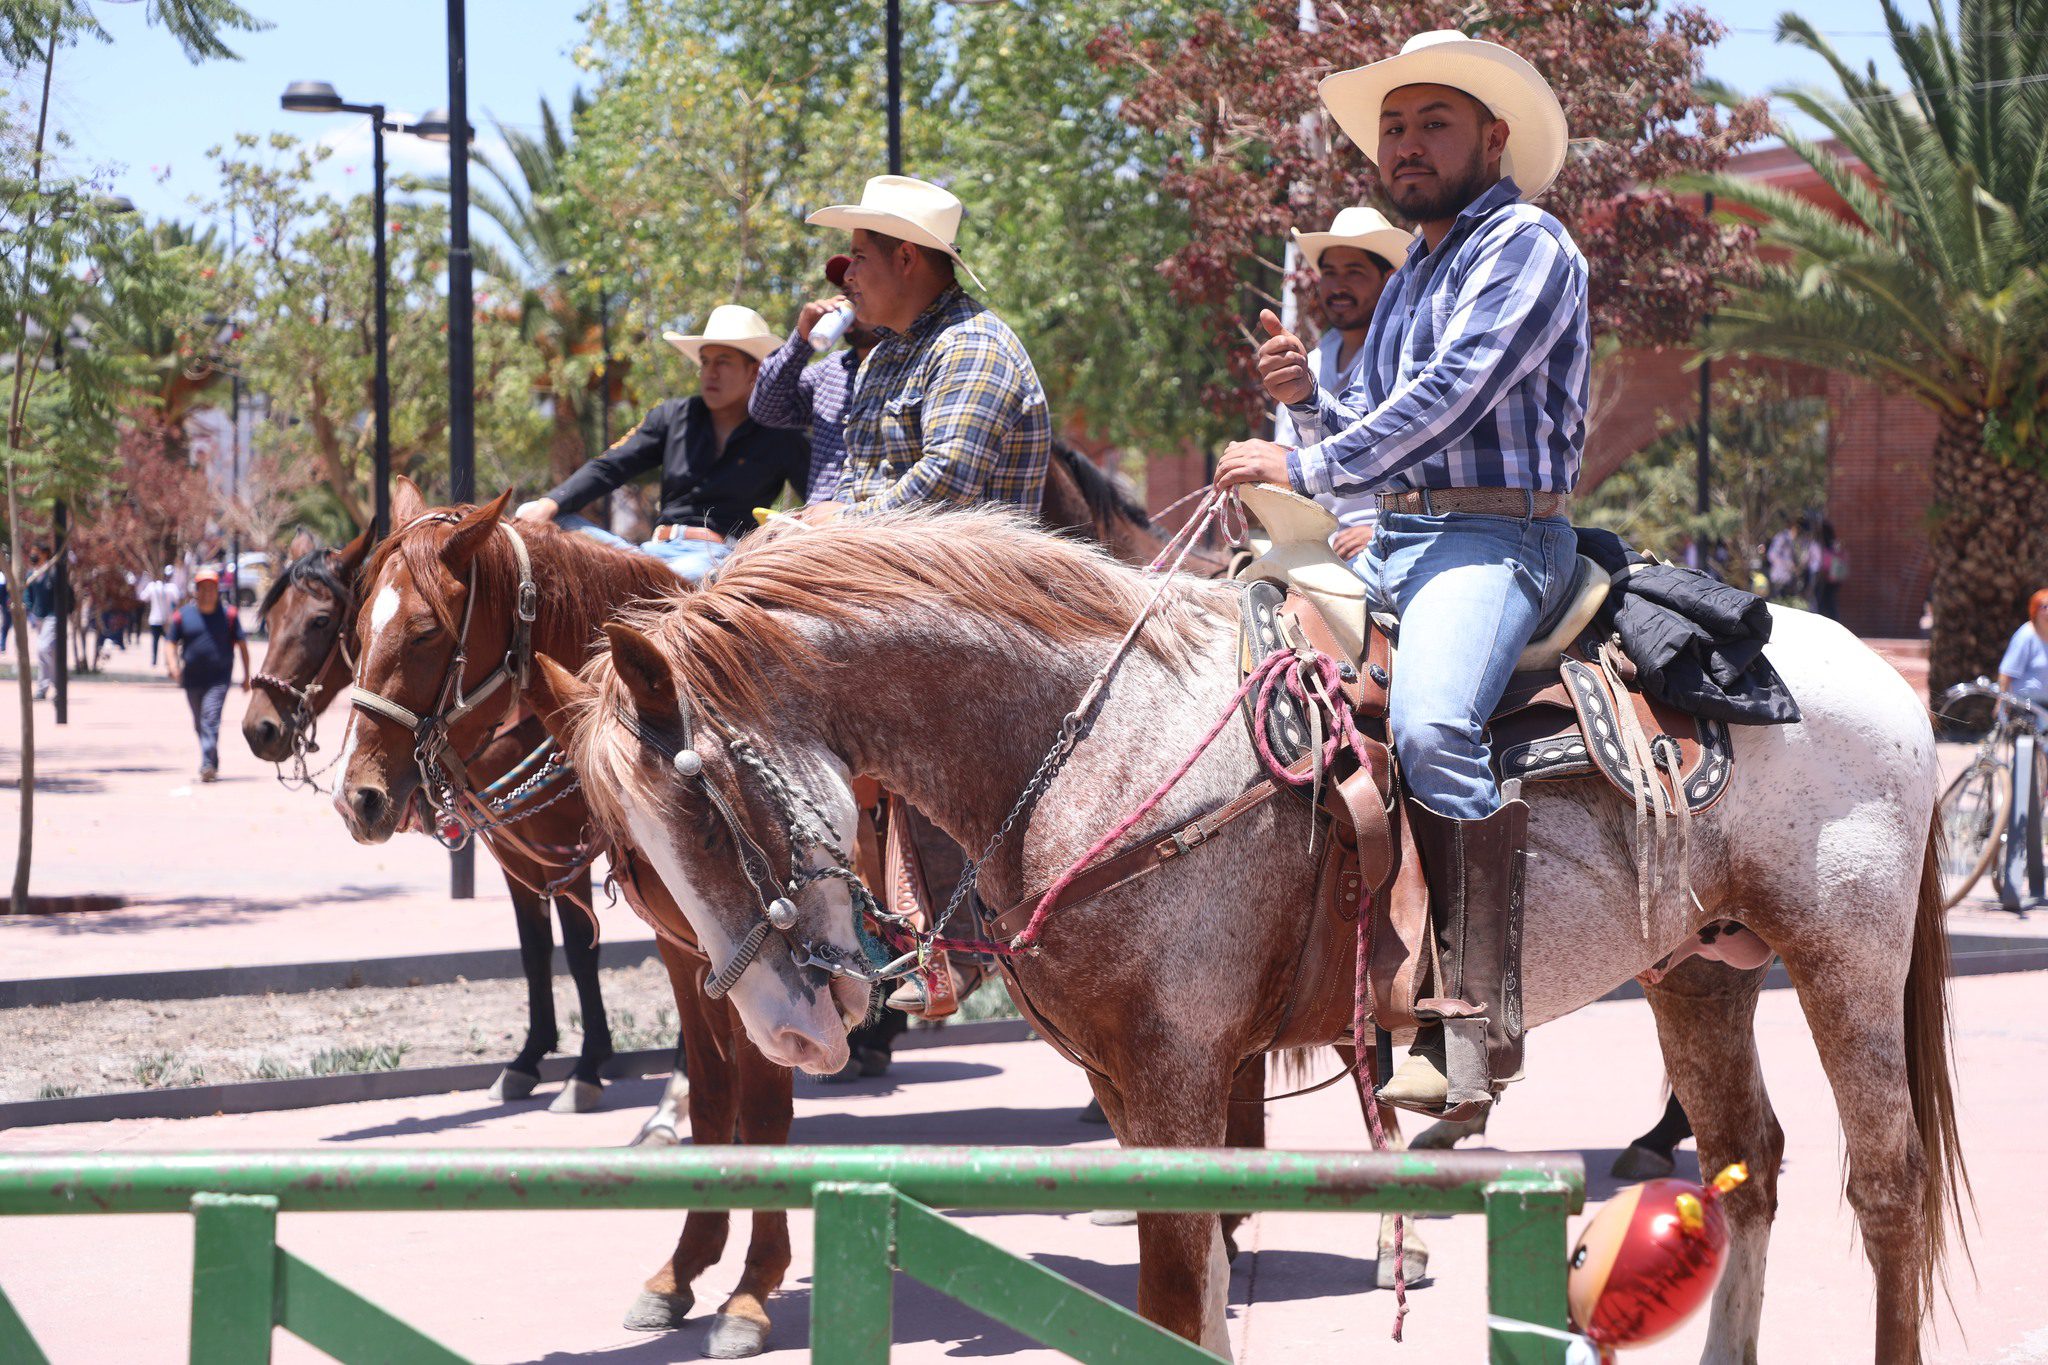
left=662, top=304, right=781, bottom=365
left=805, top=174, right=986, bottom=289
left=1291, top=207, right=1416, bottom=274
left=1318, top=30, right=1569, bottom=201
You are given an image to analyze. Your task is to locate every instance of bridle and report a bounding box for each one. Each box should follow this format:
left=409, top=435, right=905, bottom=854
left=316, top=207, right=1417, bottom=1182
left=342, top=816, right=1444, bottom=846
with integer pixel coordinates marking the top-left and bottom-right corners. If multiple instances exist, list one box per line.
left=253, top=568, right=360, bottom=792
left=348, top=514, right=539, bottom=839
left=614, top=699, right=921, bottom=1000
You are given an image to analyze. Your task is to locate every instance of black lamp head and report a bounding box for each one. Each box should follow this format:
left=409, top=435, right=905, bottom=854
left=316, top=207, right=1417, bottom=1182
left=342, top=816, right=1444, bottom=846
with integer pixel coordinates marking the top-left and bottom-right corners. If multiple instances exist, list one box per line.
left=281, top=80, right=344, bottom=114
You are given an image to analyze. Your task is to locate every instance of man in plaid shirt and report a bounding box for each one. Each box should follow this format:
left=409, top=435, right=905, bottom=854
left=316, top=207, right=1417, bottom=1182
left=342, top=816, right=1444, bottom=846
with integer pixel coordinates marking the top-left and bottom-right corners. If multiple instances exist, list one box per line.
left=1218, top=32, right=1588, bottom=1119
left=801, top=175, right=1050, bottom=519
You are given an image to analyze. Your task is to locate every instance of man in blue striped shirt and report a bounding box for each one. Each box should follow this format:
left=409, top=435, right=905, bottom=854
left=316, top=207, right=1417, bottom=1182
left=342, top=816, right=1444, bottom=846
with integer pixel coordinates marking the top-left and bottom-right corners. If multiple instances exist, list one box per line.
left=1217, top=31, right=1589, bottom=1117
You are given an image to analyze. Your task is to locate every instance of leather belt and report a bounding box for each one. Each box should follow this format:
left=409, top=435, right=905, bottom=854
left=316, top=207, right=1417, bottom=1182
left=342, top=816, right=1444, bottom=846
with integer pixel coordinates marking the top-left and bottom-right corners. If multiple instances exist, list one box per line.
left=1377, top=487, right=1570, bottom=519
left=652, top=524, right=728, bottom=544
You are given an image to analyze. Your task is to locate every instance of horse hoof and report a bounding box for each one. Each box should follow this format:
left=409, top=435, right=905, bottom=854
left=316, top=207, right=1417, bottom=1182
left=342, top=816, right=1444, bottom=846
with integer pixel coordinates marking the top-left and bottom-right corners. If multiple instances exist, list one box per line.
left=631, top=1121, right=681, bottom=1148
left=488, top=1068, right=540, bottom=1102
left=1376, top=1247, right=1429, bottom=1288
left=622, top=1289, right=694, bottom=1332
left=703, top=1313, right=770, bottom=1358
left=1088, top=1209, right=1138, bottom=1227
left=548, top=1078, right=604, bottom=1114
left=1610, top=1143, right=1676, bottom=1180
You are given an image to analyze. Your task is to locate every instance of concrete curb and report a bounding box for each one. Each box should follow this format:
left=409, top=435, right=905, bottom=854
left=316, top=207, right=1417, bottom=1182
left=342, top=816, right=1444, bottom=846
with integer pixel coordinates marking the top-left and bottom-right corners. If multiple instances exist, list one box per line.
left=0, top=940, right=664, bottom=1008
left=0, top=1019, right=1034, bottom=1131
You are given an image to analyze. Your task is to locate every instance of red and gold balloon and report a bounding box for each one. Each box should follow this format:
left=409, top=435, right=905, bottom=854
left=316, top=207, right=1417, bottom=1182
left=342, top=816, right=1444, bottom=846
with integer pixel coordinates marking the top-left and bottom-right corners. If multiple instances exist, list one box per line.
left=1567, top=1163, right=1749, bottom=1357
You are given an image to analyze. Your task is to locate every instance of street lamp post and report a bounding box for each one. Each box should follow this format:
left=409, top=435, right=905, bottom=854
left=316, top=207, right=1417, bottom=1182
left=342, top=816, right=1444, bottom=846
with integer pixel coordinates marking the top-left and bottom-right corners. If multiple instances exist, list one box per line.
left=280, top=81, right=401, bottom=541
left=1696, top=190, right=1715, bottom=522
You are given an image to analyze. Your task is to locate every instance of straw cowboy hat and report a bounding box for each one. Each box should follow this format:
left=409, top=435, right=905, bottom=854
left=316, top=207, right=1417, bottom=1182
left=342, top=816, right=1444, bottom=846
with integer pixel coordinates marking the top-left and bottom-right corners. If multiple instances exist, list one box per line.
left=662, top=304, right=781, bottom=365
left=806, top=174, right=985, bottom=289
left=1318, top=30, right=1569, bottom=201
left=1291, top=206, right=1415, bottom=273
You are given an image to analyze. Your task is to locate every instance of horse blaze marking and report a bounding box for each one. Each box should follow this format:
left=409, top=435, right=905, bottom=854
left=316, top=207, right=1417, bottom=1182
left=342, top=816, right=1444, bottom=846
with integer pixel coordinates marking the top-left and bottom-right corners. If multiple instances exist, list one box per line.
left=0, top=1147, right=1583, bottom=1365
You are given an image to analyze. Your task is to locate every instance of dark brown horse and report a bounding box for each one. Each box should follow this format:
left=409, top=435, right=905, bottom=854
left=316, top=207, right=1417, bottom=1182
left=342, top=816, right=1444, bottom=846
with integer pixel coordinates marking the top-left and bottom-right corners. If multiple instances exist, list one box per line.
left=243, top=513, right=624, bottom=1111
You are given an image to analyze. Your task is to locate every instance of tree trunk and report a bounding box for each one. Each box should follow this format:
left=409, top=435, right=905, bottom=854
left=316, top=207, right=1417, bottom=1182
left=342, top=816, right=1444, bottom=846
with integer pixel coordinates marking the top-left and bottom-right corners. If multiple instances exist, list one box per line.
left=1927, top=408, right=2048, bottom=696
left=5, top=465, right=34, bottom=911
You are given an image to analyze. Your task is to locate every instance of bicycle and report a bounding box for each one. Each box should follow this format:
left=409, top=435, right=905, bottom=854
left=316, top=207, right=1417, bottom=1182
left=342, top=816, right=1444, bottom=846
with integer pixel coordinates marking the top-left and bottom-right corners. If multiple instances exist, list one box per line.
left=1934, top=679, right=2048, bottom=911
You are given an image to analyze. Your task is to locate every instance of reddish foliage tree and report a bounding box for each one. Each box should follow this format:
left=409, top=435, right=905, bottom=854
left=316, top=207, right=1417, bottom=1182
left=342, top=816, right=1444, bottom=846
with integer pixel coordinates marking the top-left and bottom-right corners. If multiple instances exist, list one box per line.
left=1091, top=0, right=1770, bottom=422
left=67, top=415, right=214, bottom=587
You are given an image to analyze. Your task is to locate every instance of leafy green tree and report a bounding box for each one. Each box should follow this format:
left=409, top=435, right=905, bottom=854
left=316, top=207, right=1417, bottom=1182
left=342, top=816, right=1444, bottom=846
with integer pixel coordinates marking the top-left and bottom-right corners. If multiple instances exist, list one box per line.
left=1686, top=0, right=2048, bottom=691
left=1580, top=370, right=1830, bottom=592
left=431, top=93, right=629, bottom=486
left=208, top=136, right=464, bottom=537
left=2, top=0, right=256, bottom=906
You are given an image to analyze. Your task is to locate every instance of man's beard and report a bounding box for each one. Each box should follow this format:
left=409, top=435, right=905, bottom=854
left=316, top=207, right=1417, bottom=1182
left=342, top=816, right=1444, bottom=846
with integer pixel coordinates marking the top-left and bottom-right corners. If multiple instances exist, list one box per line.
left=1390, top=144, right=1491, bottom=221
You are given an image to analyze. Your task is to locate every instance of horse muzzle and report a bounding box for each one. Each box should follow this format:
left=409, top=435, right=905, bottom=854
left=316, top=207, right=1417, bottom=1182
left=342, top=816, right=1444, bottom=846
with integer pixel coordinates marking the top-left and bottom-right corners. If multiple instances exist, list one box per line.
left=336, top=780, right=403, bottom=844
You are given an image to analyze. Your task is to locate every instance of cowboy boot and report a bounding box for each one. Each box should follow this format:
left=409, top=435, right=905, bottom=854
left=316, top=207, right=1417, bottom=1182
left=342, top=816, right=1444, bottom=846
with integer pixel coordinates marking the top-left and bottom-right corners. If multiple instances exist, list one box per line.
left=1375, top=797, right=1529, bottom=1117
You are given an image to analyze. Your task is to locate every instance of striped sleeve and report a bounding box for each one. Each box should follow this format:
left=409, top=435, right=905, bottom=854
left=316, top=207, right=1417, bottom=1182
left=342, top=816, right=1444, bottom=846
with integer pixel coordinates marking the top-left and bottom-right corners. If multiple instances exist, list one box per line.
left=1292, top=219, right=1584, bottom=497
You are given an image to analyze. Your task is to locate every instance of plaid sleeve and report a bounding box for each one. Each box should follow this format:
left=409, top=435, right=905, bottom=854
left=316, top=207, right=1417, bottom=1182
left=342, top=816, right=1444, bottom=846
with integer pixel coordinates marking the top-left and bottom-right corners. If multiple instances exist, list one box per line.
left=1296, top=219, right=1584, bottom=495
left=748, top=331, right=816, bottom=433
left=850, top=328, right=1027, bottom=513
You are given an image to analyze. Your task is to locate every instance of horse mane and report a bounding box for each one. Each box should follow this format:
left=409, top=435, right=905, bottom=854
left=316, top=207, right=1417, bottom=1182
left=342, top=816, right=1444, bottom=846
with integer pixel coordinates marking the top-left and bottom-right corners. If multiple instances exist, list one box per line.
left=592, top=506, right=1222, bottom=725
left=362, top=506, right=685, bottom=665
left=1052, top=441, right=1155, bottom=531
left=260, top=545, right=352, bottom=617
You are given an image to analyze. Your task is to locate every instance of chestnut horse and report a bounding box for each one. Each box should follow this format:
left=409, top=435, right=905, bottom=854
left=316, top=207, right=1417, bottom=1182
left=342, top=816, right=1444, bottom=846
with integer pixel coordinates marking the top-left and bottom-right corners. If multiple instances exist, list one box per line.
left=242, top=527, right=624, bottom=1112
left=541, top=507, right=1965, bottom=1363
left=329, top=486, right=801, bottom=1355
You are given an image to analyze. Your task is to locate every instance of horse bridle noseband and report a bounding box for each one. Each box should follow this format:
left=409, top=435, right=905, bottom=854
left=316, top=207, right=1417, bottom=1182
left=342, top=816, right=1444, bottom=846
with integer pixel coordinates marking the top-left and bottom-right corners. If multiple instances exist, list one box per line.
left=253, top=569, right=361, bottom=791
left=348, top=515, right=539, bottom=832
left=615, top=702, right=918, bottom=1000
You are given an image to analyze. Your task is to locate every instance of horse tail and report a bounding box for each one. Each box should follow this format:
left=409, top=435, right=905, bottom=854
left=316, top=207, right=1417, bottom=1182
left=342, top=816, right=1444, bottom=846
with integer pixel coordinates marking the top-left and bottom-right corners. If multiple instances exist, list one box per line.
left=1905, top=808, right=1973, bottom=1315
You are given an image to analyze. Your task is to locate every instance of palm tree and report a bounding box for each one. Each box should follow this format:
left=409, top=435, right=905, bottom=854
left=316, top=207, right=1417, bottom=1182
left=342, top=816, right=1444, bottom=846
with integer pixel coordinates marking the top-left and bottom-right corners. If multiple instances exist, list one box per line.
left=1685, top=0, right=2048, bottom=693
left=431, top=93, right=628, bottom=486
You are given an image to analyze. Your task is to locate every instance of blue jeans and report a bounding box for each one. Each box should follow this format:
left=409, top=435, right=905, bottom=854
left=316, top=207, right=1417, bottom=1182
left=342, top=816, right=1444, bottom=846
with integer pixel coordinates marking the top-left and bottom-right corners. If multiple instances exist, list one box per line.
left=556, top=515, right=732, bottom=582
left=184, top=681, right=229, bottom=772
left=1354, top=509, right=1578, bottom=819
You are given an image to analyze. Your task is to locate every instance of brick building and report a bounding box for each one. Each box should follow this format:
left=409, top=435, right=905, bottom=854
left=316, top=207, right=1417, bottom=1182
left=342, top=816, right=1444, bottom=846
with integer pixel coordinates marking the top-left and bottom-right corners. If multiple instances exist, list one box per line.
left=1136, top=141, right=1936, bottom=639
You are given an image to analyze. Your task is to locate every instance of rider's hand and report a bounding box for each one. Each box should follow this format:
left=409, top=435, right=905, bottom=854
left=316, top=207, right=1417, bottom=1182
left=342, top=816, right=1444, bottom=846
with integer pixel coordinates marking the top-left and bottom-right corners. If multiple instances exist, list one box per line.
left=513, top=497, right=559, bottom=525
left=1215, top=439, right=1294, bottom=491
left=1332, top=525, right=1373, bottom=560
left=1255, top=308, right=1315, bottom=407
left=796, top=296, right=852, bottom=344
left=796, top=501, right=847, bottom=526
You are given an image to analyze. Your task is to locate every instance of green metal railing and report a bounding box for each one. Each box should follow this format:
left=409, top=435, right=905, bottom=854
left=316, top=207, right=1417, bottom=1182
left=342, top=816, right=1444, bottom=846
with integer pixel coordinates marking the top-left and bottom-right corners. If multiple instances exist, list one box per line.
left=0, top=1145, right=1583, bottom=1363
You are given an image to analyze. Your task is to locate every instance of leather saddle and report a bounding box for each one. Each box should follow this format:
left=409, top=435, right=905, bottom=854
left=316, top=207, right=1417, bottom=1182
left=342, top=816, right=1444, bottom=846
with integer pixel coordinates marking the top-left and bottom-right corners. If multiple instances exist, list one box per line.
left=1229, top=485, right=1737, bottom=1056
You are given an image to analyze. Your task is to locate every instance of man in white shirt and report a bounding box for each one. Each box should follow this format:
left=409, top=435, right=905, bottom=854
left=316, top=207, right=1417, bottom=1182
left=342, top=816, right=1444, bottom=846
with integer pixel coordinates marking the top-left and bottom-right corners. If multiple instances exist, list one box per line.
left=1270, top=207, right=1413, bottom=564
left=140, top=566, right=178, bottom=667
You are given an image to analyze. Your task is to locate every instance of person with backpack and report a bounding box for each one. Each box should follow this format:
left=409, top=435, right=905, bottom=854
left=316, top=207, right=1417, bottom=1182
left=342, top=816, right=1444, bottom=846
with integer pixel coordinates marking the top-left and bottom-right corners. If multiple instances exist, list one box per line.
left=165, top=567, right=250, bottom=783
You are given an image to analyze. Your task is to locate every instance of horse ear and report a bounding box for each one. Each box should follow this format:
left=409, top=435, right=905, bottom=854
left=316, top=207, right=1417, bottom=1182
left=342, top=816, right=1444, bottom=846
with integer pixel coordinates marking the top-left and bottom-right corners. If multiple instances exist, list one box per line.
left=333, top=528, right=373, bottom=578
left=529, top=653, right=594, bottom=748
left=601, top=621, right=681, bottom=724
left=391, top=476, right=428, bottom=527
left=439, top=490, right=513, bottom=574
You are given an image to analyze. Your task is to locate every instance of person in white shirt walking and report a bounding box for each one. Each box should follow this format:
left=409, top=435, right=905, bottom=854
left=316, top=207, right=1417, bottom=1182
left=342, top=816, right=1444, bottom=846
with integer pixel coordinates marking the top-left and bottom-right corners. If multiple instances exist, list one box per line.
left=140, top=566, right=178, bottom=667
left=1276, top=207, right=1414, bottom=565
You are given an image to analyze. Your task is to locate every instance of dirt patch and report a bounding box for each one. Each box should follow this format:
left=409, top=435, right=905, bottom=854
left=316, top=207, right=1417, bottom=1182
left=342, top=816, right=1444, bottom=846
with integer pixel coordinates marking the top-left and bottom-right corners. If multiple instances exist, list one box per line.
left=2, top=958, right=681, bottom=1102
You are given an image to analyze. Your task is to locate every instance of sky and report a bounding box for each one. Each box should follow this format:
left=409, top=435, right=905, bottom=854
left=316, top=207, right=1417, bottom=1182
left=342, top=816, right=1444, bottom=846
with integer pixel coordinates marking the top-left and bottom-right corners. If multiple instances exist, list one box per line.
left=35, top=0, right=1922, bottom=240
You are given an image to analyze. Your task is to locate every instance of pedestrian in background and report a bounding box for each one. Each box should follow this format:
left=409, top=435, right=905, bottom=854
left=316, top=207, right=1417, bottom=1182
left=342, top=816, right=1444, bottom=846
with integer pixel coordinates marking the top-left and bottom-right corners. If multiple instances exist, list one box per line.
left=22, top=544, right=58, bottom=701
left=165, top=567, right=249, bottom=783
left=140, top=566, right=177, bottom=666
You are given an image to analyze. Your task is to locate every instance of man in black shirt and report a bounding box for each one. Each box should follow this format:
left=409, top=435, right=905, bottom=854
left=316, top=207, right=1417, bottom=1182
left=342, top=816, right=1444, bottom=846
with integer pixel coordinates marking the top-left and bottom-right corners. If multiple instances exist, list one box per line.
left=514, top=304, right=809, bottom=580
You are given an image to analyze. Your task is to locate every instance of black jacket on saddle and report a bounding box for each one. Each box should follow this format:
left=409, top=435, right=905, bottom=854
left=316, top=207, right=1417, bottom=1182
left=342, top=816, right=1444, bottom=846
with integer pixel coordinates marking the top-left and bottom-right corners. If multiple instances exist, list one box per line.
left=1576, top=528, right=1802, bottom=727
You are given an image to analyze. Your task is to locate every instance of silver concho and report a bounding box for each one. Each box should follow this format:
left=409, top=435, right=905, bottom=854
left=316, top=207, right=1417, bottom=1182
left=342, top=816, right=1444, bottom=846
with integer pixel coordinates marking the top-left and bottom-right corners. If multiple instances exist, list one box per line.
left=766, top=897, right=798, bottom=929
left=672, top=748, right=704, bottom=778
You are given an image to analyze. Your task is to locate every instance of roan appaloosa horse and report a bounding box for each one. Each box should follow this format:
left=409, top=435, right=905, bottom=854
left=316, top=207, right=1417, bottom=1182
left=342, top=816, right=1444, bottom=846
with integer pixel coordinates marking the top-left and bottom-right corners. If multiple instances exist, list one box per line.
left=539, top=506, right=1964, bottom=1363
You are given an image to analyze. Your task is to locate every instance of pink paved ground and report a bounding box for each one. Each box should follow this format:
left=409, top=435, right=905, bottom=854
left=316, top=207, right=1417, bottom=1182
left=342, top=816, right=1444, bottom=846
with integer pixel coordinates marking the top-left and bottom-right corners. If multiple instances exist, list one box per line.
left=0, top=678, right=652, bottom=979
left=2, top=971, right=2042, bottom=1364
